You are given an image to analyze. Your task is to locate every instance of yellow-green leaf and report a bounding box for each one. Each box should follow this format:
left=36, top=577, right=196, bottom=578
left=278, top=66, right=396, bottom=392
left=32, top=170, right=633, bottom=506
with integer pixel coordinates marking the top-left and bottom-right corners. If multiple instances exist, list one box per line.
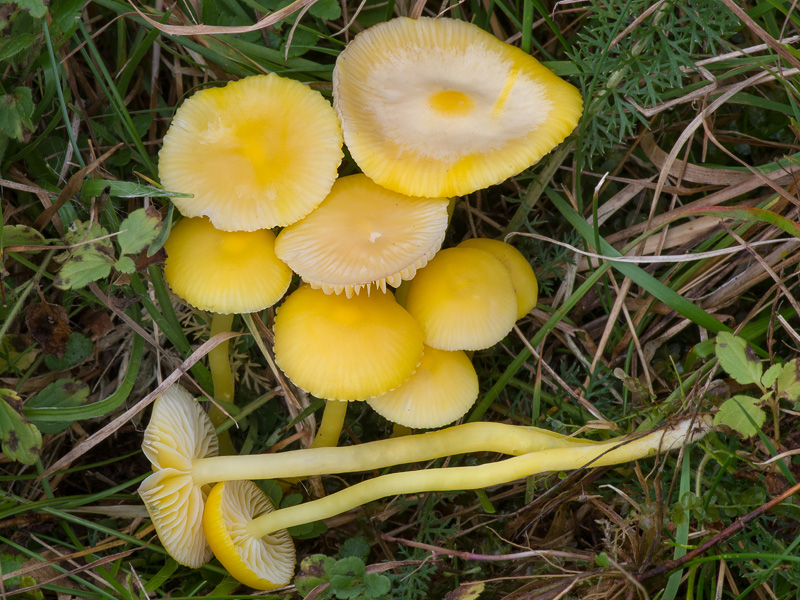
left=713, top=395, right=766, bottom=438
left=715, top=332, right=762, bottom=387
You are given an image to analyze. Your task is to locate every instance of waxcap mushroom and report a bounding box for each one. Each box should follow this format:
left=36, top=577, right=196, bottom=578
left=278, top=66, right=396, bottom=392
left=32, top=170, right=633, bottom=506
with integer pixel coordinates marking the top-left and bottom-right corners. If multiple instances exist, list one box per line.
left=163, top=216, right=292, bottom=314
left=274, top=174, right=449, bottom=298
left=273, top=285, right=424, bottom=400
left=204, top=480, right=295, bottom=590
left=367, top=345, right=479, bottom=428
left=458, top=238, right=538, bottom=318
left=138, top=384, right=219, bottom=568
left=333, top=17, right=583, bottom=198
left=159, top=74, right=343, bottom=231
left=404, top=247, right=518, bottom=350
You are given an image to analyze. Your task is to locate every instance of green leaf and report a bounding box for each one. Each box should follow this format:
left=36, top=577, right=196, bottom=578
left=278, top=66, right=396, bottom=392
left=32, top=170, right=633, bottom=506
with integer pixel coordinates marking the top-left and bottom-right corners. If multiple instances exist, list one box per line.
left=0, top=86, right=34, bottom=142
left=761, top=363, right=782, bottom=388
left=24, top=379, right=89, bottom=434
left=0, top=552, right=44, bottom=599
left=117, top=208, right=162, bottom=256
left=713, top=395, right=766, bottom=438
left=331, top=556, right=366, bottom=579
left=595, top=552, right=611, bottom=567
left=0, top=33, right=36, bottom=62
left=8, top=0, right=49, bottom=18
left=54, top=250, right=113, bottom=289
left=0, top=335, right=39, bottom=374
left=55, top=221, right=115, bottom=289
left=309, top=0, right=341, bottom=21
left=714, top=332, right=763, bottom=387
left=0, top=390, right=42, bottom=465
left=364, top=573, right=391, bottom=599
left=43, top=332, right=93, bottom=370
left=114, top=256, right=136, bottom=274
left=2, top=224, right=47, bottom=248
left=288, top=519, right=327, bottom=539
left=80, top=179, right=193, bottom=199
left=295, top=554, right=335, bottom=595
left=339, top=536, right=370, bottom=562
left=776, top=359, right=800, bottom=401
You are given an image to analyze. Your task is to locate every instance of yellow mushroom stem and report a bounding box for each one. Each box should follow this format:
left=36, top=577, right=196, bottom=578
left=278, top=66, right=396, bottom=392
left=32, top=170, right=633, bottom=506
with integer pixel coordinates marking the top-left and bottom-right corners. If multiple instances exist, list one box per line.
left=242, top=417, right=710, bottom=538
left=208, top=312, right=236, bottom=454
left=188, top=421, right=598, bottom=487
left=310, top=400, right=348, bottom=448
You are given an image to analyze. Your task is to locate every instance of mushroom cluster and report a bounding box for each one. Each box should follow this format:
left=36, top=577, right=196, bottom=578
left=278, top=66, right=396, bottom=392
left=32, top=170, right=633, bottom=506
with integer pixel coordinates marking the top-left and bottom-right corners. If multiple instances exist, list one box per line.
left=137, top=13, right=706, bottom=593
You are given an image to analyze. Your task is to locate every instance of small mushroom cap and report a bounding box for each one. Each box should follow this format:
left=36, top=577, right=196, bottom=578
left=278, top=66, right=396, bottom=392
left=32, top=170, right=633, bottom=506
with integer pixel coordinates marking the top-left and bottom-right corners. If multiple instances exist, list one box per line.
left=367, top=345, right=479, bottom=428
left=405, top=247, right=518, bottom=351
left=164, top=216, right=293, bottom=314
left=333, top=17, right=583, bottom=198
left=458, top=238, right=538, bottom=318
left=273, top=286, right=425, bottom=400
left=142, top=383, right=219, bottom=472
left=139, top=384, right=219, bottom=568
left=203, top=480, right=296, bottom=590
left=159, top=74, right=343, bottom=231
left=274, top=174, right=449, bottom=297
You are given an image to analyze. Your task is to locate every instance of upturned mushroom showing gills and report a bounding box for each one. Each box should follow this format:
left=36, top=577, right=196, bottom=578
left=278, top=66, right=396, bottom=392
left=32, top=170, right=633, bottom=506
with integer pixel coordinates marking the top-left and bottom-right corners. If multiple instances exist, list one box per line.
left=274, top=174, right=449, bottom=298
left=204, top=480, right=295, bottom=590
left=202, top=416, right=710, bottom=588
left=333, top=17, right=583, bottom=198
left=159, top=73, right=343, bottom=231
left=163, top=216, right=292, bottom=452
left=139, top=383, right=603, bottom=567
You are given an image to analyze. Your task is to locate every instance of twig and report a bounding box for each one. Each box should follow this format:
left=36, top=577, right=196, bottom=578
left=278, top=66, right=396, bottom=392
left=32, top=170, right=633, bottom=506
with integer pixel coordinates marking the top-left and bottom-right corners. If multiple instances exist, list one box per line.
left=382, top=534, right=593, bottom=562
left=637, top=479, right=800, bottom=581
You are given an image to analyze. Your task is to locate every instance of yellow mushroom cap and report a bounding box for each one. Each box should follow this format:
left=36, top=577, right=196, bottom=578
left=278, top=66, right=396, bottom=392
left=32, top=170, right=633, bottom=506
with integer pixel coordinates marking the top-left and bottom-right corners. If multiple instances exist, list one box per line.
left=138, top=384, right=219, bottom=568
left=159, top=74, right=343, bottom=231
left=405, top=247, right=518, bottom=350
left=164, top=216, right=292, bottom=314
left=458, top=238, right=538, bottom=318
left=204, top=480, right=295, bottom=590
left=333, top=17, right=583, bottom=198
left=273, top=286, right=424, bottom=400
left=367, top=345, right=478, bottom=428
left=274, top=174, right=449, bottom=297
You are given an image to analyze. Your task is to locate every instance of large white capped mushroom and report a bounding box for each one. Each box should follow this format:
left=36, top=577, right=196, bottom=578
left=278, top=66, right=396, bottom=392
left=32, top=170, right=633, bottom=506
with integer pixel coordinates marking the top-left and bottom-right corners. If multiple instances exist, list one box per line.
left=333, top=17, right=583, bottom=198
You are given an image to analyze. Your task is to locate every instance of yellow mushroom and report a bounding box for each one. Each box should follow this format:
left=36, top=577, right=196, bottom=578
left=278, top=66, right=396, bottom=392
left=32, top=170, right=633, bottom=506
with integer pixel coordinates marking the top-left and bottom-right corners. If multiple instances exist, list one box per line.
left=333, top=17, right=583, bottom=197
left=274, top=174, right=449, bottom=298
left=159, top=74, right=343, bottom=231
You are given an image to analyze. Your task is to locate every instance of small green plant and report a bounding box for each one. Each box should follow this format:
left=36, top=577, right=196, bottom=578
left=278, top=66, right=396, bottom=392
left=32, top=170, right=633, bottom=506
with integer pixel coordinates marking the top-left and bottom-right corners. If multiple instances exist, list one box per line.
left=295, top=549, right=390, bottom=599
left=53, top=206, right=163, bottom=290
left=713, top=332, right=800, bottom=439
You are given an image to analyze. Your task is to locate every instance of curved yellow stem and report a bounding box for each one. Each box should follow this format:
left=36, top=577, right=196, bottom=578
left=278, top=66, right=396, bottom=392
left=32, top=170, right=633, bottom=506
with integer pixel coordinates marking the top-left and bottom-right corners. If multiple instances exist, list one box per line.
left=246, top=417, right=710, bottom=537
left=191, top=420, right=596, bottom=486
left=208, top=312, right=236, bottom=455
left=311, top=400, right=348, bottom=448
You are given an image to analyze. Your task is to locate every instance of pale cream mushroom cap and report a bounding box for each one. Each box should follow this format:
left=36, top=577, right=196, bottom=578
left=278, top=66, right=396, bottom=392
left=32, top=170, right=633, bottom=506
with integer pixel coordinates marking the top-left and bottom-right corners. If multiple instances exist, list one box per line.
left=274, top=174, right=449, bottom=297
left=367, top=345, right=479, bottom=428
left=159, top=74, right=343, bottom=231
left=333, top=17, right=583, bottom=198
left=139, top=384, right=219, bottom=568
left=404, top=247, right=518, bottom=350
left=458, top=238, right=538, bottom=318
left=203, top=480, right=296, bottom=590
